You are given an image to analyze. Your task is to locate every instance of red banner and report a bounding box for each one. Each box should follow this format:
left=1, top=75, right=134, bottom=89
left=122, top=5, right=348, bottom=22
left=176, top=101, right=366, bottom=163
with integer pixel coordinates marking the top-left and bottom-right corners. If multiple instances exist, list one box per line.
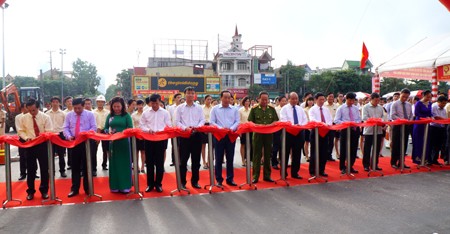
left=437, top=65, right=450, bottom=81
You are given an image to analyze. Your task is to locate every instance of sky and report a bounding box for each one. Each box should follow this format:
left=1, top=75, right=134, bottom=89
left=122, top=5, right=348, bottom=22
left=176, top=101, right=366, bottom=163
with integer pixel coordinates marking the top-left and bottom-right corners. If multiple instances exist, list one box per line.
left=2, top=0, right=450, bottom=92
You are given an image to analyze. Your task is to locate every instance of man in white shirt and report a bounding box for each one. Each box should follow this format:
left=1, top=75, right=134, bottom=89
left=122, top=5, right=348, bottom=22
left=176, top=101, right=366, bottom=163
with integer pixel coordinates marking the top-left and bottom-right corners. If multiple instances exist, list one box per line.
left=93, top=95, right=110, bottom=171
left=19, top=99, right=53, bottom=200
left=175, top=87, right=205, bottom=189
left=140, top=94, right=172, bottom=193
left=46, top=96, right=67, bottom=178
left=430, top=96, right=447, bottom=165
left=271, top=96, right=287, bottom=170
left=168, top=93, right=182, bottom=166
left=16, top=103, right=29, bottom=180
left=280, top=92, right=308, bottom=179
left=323, top=92, right=339, bottom=162
left=308, top=92, right=333, bottom=177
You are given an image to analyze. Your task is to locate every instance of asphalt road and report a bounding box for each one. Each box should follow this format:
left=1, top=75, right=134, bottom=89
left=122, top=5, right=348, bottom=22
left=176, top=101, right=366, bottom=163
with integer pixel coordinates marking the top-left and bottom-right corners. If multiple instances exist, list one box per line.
left=0, top=170, right=449, bottom=234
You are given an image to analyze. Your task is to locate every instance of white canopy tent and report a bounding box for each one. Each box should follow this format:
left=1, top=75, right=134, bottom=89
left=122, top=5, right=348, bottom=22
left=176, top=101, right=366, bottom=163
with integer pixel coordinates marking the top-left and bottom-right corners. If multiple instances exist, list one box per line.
left=376, top=32, right=450, bottom=100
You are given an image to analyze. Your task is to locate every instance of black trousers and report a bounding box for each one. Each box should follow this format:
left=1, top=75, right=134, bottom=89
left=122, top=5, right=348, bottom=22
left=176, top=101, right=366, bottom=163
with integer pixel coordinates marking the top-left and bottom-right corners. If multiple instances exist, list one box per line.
left=53, top=144, right=66, bottom=173
left=285, top=131, right=304, bottom=177
left=271, top=130, right=282, bottom=166
left=26, top=143, right=48, bottom=195
left=327, top=130, right=336, bottom=160
left=179, top=132, right=202, bottom=185
left=363, top=134, right=383, bottom=168
left=145, top=140, right=167, bottom=187
left=309, top=130, right=329, bottom=175
left=391, top=125, right=410, bottom=166
left=18, top=147, right=27, bottom=176
left=93, top=140, right=110, bottom=168
left=430, top=126, right=446, bottom=163
left=71, top=142, right=89, bottom=193
left=339, top=128, right=360, bottom=171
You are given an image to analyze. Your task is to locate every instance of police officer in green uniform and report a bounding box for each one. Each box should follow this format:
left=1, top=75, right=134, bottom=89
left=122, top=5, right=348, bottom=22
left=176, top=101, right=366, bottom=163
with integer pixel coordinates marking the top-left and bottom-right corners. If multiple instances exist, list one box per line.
left=248, top=91, right=279, bottom=183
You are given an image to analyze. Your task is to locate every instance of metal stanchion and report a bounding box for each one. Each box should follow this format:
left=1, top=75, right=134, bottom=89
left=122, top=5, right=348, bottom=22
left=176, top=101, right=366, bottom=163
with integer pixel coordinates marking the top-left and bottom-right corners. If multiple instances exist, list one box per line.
left=275, top=128, right=289, bottom=186
left=2, top=143, right=22, bottom=209
left=239, top=132, right=257, bottom=190
left=170, top=137, right=190, bottom=196
left=204, top=132, right=223, bottom=193
left=400, top=124, right=411, bottom=173
left=127, top=136, right=143, bottom=199
left=417, top=123, right=431, bottom=171
left=42, top=141, right=62, bottom=205
left=308, top=127, right=327, bottom=183
left=341, top=127, right=355, bottom=178
left=368, top=125, right=383, bottom=177
left=84, top=140, right=102, bottom=203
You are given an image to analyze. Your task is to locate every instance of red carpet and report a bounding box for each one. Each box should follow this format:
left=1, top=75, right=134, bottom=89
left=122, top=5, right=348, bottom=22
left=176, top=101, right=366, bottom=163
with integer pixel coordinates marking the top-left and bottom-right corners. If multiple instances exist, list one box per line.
left=1, top=156, right=449, bottom=208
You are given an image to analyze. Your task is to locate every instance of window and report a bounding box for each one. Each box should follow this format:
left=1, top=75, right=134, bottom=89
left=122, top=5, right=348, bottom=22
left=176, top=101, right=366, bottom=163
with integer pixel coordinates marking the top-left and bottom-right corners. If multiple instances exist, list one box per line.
left=222, top=75, right=234, bottom=87
left=221, top=62, right=231, bottom=71
left=238, top=78, right=246, bottom=86
left=158, top=61, right=169, bottom=67
left=237, top=62, right=247, bottom=71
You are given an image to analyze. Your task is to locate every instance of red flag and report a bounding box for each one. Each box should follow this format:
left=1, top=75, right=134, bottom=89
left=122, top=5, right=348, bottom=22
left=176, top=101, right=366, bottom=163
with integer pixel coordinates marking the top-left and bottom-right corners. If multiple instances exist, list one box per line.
left=360, top=42, right=369, bottom=69
left=440, top=0, right=450, bottom=11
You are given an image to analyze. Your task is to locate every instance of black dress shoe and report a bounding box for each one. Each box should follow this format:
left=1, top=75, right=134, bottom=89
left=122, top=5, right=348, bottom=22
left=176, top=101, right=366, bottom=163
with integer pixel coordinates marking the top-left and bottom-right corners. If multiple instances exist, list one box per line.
left=18, top=175, right=26, bottom=180
left=35, top=175, right=40, bottom=179
left=217, top=181, right=223, bottom=186
left=391, top=164, right=399, bottom=169
left=102, top=167, right=108, bottom=171
left=42, top=193, right=49, bottom=199
left=350, top=168, right=359, bottom=174
left=67, top=166, right=71, bottom=170
left=226, top=181, right=237, bottom=186
left=320, top=173, right=328, bottom=177
left=404, top=165, right=411, bottom=169
left=155, top=186, right=163, bottom=193
left=92, top=171, right=97, bottom=177
left=272, top=165, right=280, bottom=170
left=376, top=167, right=383, bottom=171
left=181, top=184, right=187, bottom=190
left=170, top=163, right=175, bottom=167
left=192, top=183, right=201, bottom=189
left=328, top=158, right=336, bottom=162
left=60, top=172, right=67, bottom=178
left=145, top=186, right=154, bottom=192
left=26, top=193, right=34, bottom=200
left=292, top=175, right=303, bottom=179
left=364, top=167, right=370, bottom=172
left=251, top=179, right=258, bottom=184
left=68, top=191, right=79, bottom=198
left=263, top=178, right=274, bottom=182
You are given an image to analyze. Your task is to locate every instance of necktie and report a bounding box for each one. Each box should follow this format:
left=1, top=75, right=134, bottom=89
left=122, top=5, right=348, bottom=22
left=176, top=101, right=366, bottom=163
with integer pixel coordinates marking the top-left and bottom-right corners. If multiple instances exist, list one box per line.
left=293, top=105, right=299, bottom=125
left=75, top=114, right=81, bottom=137
left=402, top=102, right=408, bottom=119
left=32, top=116, right=40, bottom=137
left=320, top=107, right=326, bottom=123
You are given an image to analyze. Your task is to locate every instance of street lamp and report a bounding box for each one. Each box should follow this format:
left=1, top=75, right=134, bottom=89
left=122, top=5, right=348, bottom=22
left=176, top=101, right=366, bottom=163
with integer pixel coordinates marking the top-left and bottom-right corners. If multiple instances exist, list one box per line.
left=60, top=48, right=66, bottom=100
left=1, top=1, right=9, bottom=90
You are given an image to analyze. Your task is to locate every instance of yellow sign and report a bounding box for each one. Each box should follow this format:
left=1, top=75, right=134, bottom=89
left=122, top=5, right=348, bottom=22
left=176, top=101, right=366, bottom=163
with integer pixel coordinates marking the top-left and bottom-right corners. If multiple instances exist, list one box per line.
left=134, top=76, right=149, bottom=92
left=158, top=78, right=167, bottom=88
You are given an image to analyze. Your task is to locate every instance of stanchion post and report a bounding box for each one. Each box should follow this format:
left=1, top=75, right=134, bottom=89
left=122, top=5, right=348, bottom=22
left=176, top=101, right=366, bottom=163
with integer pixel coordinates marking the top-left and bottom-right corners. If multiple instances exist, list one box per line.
left=341, top=127, right=355, bottom=178
left=84, top=140, right=102, bottom=203
left=42, top=141, right=62, bottom=205
left=417, top=123, right=431, bottom=171
left=400, top=124, right=411, bottom=173
left=127, top=136, right=143, bottom=199
left=239, top=132, right=257, bottom=190
left=275, top=128, right=289, bottom=186
left=2, top=143, right=22, bottom=209
left=204, top=132, right=223, bottom=193
left=170, top=137, right=190, bottom=196
left=308, top=127, right=327, bottom=183
left=368, top=125, right=383, bottom=177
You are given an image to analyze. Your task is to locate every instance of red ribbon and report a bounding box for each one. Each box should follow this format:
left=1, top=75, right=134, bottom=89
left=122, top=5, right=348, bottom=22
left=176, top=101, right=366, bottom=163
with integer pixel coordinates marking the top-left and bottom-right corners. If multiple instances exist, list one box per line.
left=1, top=118, right=448, bottom=148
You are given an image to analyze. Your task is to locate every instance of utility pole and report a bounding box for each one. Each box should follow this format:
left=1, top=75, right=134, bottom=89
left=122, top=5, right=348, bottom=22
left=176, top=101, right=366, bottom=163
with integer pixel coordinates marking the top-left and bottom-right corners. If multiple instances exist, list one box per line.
left=47, top=50, right=55, bottom=79
left=60, top=48, right=66, bottom=100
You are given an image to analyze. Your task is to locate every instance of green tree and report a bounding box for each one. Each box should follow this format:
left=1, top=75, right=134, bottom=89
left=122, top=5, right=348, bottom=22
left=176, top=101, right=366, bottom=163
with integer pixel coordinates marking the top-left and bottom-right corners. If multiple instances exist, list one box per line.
left=278, top=61, right=306, bottom=95
left=248, top=84, right=264, bottom=100
left=105, top=84, right=118, bottom=102
left=115, top=69, right=132, bottom=100
left=72, top=58, right=101, bottom=96
left=12, top=76, right=38, bottom=89
left=307, top=70, right=371, bottom=94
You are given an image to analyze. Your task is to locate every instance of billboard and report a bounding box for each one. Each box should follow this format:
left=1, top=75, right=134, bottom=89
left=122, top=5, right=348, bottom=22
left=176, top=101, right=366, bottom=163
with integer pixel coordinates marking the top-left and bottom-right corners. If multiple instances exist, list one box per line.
left=132, top=75, right=220, bottom=95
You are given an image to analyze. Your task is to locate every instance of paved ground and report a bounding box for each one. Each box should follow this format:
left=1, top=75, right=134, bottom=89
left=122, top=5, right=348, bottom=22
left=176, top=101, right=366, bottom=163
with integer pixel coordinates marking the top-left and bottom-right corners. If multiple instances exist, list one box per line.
left=0, top=170, right=449, bottom=233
